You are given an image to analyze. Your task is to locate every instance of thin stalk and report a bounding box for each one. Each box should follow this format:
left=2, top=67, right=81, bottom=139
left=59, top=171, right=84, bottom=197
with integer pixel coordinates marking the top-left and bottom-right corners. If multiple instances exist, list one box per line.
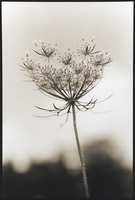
left=72, top=103, right=90, bottom=198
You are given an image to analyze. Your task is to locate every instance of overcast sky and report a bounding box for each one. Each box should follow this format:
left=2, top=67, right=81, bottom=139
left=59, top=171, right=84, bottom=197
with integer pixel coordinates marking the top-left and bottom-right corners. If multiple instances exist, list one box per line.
left=2, top=2, right=133, bottom=172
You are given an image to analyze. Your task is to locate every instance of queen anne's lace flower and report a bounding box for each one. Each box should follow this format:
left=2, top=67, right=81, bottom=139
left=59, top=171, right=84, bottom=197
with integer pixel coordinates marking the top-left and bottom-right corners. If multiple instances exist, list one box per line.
left=21, top=38, right=112, bottom=116
left=21, top=38, right=112, bottom=198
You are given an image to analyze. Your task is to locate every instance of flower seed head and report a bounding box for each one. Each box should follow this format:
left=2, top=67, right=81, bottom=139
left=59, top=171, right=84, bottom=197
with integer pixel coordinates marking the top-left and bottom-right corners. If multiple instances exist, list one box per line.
left=21, top=38, right=112, bottom=115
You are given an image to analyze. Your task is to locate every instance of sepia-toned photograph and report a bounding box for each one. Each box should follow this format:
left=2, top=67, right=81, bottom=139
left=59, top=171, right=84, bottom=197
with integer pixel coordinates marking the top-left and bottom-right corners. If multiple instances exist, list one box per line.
left=2, top=2, right=133, bottom=198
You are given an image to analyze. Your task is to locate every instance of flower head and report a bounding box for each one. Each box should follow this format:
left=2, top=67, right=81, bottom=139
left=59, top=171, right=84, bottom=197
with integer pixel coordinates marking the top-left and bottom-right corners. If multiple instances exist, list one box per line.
left=33, top=40, right=58, bottom=62
left=77, top=38, right=101, bottom=60
left=21, top=38, right=112, bottom=117
left=58, top=51, right=74, bottom=67
left=89, top=51, right=112, bottom=67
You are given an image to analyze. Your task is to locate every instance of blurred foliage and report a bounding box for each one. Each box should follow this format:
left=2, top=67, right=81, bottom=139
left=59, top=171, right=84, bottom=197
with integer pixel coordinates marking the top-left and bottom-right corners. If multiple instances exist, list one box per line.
left=2, top=139, right=133, bottom=198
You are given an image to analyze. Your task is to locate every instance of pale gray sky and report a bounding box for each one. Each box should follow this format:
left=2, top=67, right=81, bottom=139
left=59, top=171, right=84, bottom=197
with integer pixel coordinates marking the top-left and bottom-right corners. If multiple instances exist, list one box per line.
left=2, top=2, right=133, bottom=172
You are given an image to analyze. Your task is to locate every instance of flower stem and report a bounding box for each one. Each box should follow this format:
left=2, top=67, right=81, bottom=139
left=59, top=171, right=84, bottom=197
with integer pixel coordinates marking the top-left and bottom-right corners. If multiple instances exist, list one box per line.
left=72, top=103, right=90, bottom=198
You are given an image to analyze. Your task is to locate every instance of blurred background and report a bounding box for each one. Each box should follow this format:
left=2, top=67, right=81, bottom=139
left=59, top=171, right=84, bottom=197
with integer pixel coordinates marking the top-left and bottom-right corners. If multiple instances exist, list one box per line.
left=2, top=2, right=133, bottom=198
left=3, top=139, right=133, bottom=198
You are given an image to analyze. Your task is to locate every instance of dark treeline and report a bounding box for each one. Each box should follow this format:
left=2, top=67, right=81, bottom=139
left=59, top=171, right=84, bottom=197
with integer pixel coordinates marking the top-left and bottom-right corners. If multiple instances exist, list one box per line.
left=2, top=139, right=133, bottom=198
